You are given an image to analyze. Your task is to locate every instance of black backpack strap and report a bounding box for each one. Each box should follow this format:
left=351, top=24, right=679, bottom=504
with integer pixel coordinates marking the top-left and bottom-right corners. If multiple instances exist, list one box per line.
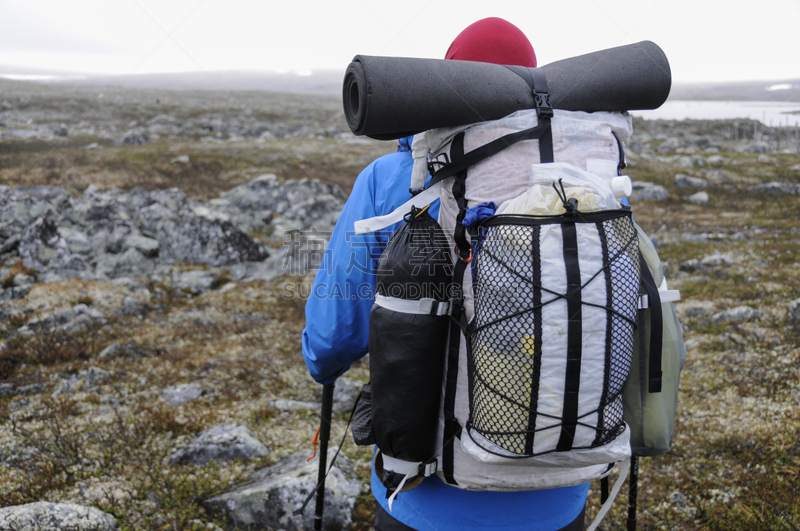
left=613, top=132, right=627, bottom=174
left=442, top=133, right=471, bottom=485
left=639, top=251, right=663, bottom=393
left=427, top=121, right=552, bottom=187
left=505, top=66, right=554, bottom=163
left=427, top=69, right=554, bottom=189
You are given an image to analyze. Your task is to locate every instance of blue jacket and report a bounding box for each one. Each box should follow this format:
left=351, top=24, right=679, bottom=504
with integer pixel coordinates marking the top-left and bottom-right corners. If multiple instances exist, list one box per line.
left=302, top=139, right=589, bottom=530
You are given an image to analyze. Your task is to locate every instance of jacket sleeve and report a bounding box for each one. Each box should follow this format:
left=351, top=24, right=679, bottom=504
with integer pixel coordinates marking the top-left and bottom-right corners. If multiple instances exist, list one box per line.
left=301, top=153, right=410, bottom=384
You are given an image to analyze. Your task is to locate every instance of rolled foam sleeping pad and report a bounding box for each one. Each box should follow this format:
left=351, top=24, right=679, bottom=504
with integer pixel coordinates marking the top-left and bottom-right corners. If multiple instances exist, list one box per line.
left=343, top=40, right=671, bottom=140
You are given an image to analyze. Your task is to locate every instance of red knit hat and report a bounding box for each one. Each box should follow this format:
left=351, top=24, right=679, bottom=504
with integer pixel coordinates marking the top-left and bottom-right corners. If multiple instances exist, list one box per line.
left=445, top=17, right=537, bottom=68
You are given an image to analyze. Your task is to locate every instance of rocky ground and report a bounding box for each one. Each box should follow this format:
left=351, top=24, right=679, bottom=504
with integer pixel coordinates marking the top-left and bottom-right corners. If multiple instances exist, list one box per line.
left=1, top=79, right=799, bottom=530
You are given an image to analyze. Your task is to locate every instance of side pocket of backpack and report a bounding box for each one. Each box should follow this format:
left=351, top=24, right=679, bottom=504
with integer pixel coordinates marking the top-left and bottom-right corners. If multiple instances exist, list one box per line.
left=351, top=383, right=376, bottom=446
left=624, top=224, right=686, bottom=457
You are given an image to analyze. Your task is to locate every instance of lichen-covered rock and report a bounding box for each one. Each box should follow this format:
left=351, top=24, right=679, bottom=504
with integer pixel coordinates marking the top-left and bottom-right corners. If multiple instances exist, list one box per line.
left=114, top=130, right=149, bottom=146
left=631, top=182, right=670, bottom=202
left=216, top=174, right=346, bottom=233
left=95, top=248, right=155, bottom=280
left=98, top=341, right=147, bottom=359
left=747, top=182, right=800, bottom=195
left=687, top=191, right=709, bottom=205
left=25, top=304, right=106, bottom=334
left=675, top=174, right=709, bottom=188
left=18, top=215, right=72, bottom=271
left=173, top=269, right=220, bottom=295
left=0, top=176, right=342, bottom=283
left=124, top=234, right=160, bottom=258
left=159, top=216, right=268, bottom=266
left=268, top=399, right=320, bottom=413
left=788, top=298, right=800, bottom=322
left=204, top=451, right=359, bottom=531
left=0, top=502, right=116, bottom=530
left=116, top=296, right=149, bottom=316
left=278, top=193, right=343, bottom=233
left=712, top=306, right=761, bottom=324
left=170, top=423, right=268, bottom=465
left=162, top=383, right=206, bottom=406
left=330, top=376, right=361, bottom=414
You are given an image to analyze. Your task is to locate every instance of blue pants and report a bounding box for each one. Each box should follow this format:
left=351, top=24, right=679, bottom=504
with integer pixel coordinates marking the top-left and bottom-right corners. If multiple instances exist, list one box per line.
left=374, top=504, right=587, bottom=531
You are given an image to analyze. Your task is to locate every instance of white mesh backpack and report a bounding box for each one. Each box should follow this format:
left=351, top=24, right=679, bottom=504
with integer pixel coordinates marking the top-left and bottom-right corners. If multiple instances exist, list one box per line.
left=355, top=75, right=684, bottom=529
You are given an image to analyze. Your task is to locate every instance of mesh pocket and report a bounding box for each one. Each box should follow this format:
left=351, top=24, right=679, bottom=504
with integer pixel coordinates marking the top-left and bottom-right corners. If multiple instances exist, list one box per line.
left=351, top=383, right=376, bottom=446
left=467, top=213, right=640, bottom=457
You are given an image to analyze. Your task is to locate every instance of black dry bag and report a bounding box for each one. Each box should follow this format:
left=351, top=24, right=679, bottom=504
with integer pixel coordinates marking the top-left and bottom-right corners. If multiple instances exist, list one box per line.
left=369, top=206, right=452, bottom=491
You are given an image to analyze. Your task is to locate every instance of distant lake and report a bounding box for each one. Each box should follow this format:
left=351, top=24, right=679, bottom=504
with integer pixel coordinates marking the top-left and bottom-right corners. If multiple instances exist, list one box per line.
left=632, top=100, right=800, bottom=127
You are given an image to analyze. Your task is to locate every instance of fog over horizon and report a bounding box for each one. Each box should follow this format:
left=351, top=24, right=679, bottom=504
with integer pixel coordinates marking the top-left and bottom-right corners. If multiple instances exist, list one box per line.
left=2, top=0, right=799, bottom=85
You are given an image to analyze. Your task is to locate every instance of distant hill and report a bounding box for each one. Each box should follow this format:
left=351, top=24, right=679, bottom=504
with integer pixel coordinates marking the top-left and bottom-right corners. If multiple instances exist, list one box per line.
left=668, top=79, right=800, bottom=102
left=73, top=69, right=345, bottom=94
left=1, top=64, right=799, bottom=101
left=0, top=66, right=344, bottom=95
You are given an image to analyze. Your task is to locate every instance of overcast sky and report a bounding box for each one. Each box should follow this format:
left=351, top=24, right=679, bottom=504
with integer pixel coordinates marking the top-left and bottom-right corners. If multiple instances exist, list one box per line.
left=1, top=0, right=799, bottom=83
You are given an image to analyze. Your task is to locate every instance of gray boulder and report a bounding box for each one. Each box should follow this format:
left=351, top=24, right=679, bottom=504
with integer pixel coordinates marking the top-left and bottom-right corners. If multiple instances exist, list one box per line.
left=14, top=383, right=46, bottom=396
left=278, top=194, right=343, bottom=233
left=18, top=215, right=72, bottom=271
left=81, top=366, right=110, bottom=390
left=14, top=185, right=71, bottom=204
left=712, top=306, right=761, bottom=324
left=789, top=298, right=800, bottom=322
left=59, top=227, right=92, bottom=256
left=162, top=383, right=206, bottom=406
left=217, top=174, right=346, bottom=232
left=700, top=252, right=736, bottom=267
left=681, top=303, right=714, bottom=318
left=117, top=297, right=149, bottom=316
left=173, top=270, right=220, bottom=295
left=227, top=258, right=284, bottom=283
left=681, top=252, right=735, bottom=272
left=687, top=191, right=709, bottom=205
left=331, top=376, right=361, bottom=414
left=114, top=130, right=149, bottom=146
left=96, top=248, right=155, bottom=279
left=26, top=304, right=106, bottom=334
left=159, top=216, right=268, bottom=266
left=0, top=234, right=20, bottom=255
left=268, top=399, right=320, bottom=413
left=675, top=174, right=709, bottom=188
left=631, top=182, right=670, bottom=202
left=98, top=341, right=146, bottom=359
left=741, top=142, right=770, bottom=153
left=124, top=234, right=160, bottom=258
left=0, top=502, right=116, bottom=530
left=747, top=182, right=800, bottom=195
left=170, top=423, right=269, bottom=465
left=657, top=138, right=681, bottom=152
left=205, top=451, right=359, bottom=531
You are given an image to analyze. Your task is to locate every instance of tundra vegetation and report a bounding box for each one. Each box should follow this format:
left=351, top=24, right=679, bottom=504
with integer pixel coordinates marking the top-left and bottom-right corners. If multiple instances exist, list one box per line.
left=0, top=79, right=799, bottom=530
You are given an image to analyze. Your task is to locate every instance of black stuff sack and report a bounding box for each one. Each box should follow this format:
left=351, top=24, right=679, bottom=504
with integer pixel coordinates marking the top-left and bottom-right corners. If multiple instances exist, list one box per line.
left=369, top=206, right=452, bottom=492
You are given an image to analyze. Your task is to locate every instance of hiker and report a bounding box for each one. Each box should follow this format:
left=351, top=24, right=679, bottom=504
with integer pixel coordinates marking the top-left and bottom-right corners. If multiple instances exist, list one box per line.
left=302, top=18, right=588, bottom=531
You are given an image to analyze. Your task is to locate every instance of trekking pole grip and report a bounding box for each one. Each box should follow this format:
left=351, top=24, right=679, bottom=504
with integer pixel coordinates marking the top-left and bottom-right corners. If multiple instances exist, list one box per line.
left=314, top=383, right=336, bottom=531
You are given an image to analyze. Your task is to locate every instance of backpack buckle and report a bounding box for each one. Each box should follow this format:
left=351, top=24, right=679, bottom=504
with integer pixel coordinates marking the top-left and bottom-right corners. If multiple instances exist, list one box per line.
left=454, top=244, right=472, bottom=263
left=534, top=90, right=553, bottom=119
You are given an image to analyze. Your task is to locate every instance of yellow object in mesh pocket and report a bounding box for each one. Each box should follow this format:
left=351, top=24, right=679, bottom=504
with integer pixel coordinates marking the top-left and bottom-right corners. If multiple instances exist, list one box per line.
left=472, top=335, right=536, bottom=454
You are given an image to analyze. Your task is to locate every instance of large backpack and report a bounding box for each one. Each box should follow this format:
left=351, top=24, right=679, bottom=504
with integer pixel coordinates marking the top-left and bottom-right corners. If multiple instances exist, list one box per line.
left=355, top=90, right=684, bottom=527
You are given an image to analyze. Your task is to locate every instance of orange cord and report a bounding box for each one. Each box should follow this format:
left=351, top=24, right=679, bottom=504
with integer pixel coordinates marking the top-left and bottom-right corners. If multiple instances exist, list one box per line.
left=414, top=204, right=431, bottom=218
left=306, top=425, right=321, bottom=462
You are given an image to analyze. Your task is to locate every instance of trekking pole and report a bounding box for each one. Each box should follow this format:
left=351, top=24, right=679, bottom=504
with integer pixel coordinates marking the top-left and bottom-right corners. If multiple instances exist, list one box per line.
left=314, top=383, right=335, bottom=531
left=626, top=455, right=639, bottom=531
